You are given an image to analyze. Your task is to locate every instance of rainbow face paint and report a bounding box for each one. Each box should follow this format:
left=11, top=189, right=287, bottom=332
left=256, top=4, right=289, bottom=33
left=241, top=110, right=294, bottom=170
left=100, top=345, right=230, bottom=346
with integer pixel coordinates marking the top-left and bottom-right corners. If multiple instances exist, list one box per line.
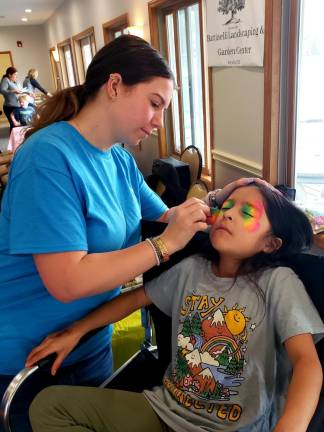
left=206, top=207, right=221, bottom=225
left=222, top=199, right=235, bottom=211
left=241, top=200, right=264, bottom=232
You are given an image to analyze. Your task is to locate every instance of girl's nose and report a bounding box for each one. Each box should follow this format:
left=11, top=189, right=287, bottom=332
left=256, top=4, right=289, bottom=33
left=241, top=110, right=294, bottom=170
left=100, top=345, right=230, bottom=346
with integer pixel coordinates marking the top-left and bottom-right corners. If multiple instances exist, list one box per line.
left=223, top=213, right=233, bottom=221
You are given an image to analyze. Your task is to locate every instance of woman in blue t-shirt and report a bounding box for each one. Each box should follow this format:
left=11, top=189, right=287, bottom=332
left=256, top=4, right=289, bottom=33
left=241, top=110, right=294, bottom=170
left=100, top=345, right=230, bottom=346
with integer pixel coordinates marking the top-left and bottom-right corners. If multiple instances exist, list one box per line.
left=0, top=35, right=255, bottom=432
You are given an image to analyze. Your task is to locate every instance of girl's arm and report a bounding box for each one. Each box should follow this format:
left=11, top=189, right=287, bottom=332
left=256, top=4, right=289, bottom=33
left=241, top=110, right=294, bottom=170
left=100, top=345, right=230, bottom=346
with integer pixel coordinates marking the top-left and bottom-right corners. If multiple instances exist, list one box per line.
left=274, top=333, right=323, bottom=432
left=10, top=112, right=20, bottom=127
left=26, top=286, right=151, bottom=375
left=33, top=198, right=209, bottom=302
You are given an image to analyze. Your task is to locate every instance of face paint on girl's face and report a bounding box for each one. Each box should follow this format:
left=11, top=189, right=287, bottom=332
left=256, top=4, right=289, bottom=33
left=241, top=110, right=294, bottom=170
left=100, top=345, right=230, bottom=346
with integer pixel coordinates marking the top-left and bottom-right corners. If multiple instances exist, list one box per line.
left=241, top=200, right=264, bottom=232
left=206, top=207, right=221, bottom=225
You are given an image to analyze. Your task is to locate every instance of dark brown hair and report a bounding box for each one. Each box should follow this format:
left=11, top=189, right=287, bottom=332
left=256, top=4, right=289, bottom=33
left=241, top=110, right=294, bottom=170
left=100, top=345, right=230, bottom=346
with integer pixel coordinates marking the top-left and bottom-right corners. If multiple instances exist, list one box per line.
left=25, top=35, right=174, bottom=139
left=3, top=67, right=17, bottom=78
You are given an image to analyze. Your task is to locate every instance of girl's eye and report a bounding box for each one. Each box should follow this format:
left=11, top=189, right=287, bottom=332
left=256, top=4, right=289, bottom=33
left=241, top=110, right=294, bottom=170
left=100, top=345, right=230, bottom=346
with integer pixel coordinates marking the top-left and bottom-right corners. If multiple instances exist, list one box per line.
left=151, top=101, right=160, bottom=108
left=242, top=210, right=253, bottom=217
left=221, top=199, right=234, bottom=211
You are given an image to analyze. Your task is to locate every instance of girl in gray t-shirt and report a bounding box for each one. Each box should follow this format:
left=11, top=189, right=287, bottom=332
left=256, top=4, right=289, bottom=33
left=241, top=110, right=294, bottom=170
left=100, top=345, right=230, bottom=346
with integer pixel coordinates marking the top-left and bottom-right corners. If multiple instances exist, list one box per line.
left=28, top=183, right=324, bottom=432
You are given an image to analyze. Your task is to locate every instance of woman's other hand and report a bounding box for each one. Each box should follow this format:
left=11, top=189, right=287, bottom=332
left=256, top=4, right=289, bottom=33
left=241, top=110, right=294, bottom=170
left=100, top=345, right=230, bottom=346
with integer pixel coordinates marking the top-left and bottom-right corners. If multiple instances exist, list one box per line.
left=161, top=197, right=209, bottom=254
left=208, top=177, right=278, bottom=206
left=25, top=327, right=82, bottom=376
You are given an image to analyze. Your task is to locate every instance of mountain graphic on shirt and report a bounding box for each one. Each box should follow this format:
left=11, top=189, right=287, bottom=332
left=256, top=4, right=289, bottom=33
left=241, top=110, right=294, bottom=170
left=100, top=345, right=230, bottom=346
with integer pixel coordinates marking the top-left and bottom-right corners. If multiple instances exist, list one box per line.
left=202, top=309, right=233, bottom=341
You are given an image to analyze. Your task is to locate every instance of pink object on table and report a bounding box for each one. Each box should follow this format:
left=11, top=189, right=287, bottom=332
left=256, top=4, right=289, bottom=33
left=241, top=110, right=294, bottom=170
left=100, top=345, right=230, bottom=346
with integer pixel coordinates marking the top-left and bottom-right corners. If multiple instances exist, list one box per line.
left=7, top=126, right=27, bottom=152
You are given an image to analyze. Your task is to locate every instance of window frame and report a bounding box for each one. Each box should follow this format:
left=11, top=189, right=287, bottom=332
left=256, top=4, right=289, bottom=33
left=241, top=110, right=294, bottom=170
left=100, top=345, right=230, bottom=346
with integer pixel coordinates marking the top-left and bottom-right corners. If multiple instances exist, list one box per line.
left=57, top=38, right=78, bottom=87
left=102, top=13, right=130, bottom=45
left=148, top=0, right=212, bottom=178
left=72, top=27, right=97, bottom=83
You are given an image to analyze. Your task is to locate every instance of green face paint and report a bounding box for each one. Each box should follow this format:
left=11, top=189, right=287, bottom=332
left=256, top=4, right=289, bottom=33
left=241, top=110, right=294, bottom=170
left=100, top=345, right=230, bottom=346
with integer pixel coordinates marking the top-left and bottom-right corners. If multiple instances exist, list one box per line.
left=241, top=200, right=264, bottom=232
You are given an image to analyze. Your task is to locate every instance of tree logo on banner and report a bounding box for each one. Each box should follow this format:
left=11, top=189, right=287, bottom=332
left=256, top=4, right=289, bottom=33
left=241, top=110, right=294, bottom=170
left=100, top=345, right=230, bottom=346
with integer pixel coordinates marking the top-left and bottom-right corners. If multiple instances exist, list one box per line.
left=218, top=0, right=246, bottom=25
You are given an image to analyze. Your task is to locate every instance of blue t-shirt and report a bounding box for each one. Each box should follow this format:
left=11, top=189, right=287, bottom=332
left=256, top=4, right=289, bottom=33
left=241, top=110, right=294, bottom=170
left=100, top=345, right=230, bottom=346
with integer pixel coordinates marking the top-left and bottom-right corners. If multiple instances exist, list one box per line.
left=0, top=121, right=167, bottom=374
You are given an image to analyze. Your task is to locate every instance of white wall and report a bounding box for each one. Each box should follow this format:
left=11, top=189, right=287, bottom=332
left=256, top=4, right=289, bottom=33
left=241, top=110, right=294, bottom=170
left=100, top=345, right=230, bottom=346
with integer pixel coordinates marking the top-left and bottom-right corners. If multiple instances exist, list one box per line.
left=0, top=25, right=53, bottom=92
left=45, top=0, right=151, bottom=49
left=212, top=66, right=264, bottom=187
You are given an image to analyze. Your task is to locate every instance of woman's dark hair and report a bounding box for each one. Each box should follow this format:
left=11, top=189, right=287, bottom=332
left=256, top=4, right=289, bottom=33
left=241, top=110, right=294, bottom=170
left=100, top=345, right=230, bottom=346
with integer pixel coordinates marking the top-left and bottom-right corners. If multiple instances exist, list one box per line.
left=3, top=67, right=17, bottom=78
left=202, top=183, right=313, bottom=307
left=25, top=35, right=174, bottom=138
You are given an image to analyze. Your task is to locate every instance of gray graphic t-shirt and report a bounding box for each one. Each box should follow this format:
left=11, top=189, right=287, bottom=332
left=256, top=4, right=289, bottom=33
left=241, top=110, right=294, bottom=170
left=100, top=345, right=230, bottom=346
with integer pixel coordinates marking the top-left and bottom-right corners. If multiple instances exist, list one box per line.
left=144, top=256, right=324, bottom=432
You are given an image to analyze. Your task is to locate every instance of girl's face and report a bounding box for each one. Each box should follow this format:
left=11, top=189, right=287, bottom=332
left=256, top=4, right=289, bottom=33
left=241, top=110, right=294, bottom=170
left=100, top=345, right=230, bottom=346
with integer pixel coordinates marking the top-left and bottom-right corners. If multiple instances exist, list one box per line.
left=9, top=72, right=18, bottom=82
left=210, top=186, right=274, bottom=259
left=109, top=76, right=174, bottom=146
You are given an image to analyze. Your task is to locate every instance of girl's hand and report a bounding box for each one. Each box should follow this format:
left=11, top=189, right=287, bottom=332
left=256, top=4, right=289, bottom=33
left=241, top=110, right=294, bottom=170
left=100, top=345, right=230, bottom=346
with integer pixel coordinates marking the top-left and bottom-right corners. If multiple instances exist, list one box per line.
left=161, top=197, right=210, bottom=254
left=25, top=327, right=82, bottom=376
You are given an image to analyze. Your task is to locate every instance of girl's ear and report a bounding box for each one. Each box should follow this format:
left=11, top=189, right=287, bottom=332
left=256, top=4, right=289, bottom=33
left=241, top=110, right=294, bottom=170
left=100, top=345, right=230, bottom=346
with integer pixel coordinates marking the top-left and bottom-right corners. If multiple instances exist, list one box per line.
left=263, top=236, right=282, bottom=254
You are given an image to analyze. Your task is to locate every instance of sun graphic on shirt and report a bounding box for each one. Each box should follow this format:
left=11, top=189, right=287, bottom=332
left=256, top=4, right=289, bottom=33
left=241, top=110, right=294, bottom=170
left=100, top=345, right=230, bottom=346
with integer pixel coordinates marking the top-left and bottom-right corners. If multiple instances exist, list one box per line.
left=223, top=304, right=250, bottom=336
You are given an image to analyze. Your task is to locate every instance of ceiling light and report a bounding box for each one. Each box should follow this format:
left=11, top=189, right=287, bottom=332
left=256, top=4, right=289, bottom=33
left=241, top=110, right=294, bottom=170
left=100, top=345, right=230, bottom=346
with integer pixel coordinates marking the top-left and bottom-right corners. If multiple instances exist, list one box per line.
left=21, top=17, right=28, bottom=22
left=25, top=9, right=32, bottom=13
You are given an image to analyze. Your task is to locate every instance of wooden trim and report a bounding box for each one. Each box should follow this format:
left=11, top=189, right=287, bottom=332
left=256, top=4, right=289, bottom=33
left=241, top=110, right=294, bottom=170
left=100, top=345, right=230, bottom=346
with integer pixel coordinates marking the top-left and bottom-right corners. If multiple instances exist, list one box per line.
left=49, top=48, right=58, bottom=91
left=212, top=149, right=263, bottom=177
left=72, top=27, right=97, bottom=82
left=263, top=0, right=282, bottom=184
left=198, top=0, right=209, bottom=175
left=173, top=10, right=185, bottom=153
left=286, top=1, right=300, bottom=186
left=57, top=38, right=78, bottom=86
left=208, top=67, right=215, bottom=188
left=72, top=26, right=95, bottom=42
left=0, top=51, right=14, bottom=67
left=102, top=13, right=129, bottom=44
left=148, top=0, right=210, bottom=169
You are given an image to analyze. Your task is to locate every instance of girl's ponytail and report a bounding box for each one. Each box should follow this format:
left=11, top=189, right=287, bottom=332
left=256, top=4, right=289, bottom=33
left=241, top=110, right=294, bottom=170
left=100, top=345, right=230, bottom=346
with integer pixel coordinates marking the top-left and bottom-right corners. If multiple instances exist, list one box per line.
left=25, top=85, right=87, bottom=139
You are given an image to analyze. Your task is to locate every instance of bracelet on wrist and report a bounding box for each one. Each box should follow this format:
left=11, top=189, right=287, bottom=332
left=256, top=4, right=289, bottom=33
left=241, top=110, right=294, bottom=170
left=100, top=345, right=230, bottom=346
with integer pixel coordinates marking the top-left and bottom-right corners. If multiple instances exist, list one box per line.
left=145, top=236, right=170, bottom=266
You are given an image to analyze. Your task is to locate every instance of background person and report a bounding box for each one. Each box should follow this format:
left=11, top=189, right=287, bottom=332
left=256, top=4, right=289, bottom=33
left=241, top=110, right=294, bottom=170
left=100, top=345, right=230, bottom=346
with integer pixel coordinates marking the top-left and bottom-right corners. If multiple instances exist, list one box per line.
left=23, top=68, right=52, bottom=103
left=10, top=94, right=36, bottom=127
left=29, top=183, right=324, bottom=432
left=0, top=67, right=22, bottom=130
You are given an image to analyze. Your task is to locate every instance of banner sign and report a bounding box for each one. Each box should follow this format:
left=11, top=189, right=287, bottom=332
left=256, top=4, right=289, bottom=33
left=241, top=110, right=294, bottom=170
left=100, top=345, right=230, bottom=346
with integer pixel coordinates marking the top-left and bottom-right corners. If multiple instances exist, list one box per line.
left=206, top=0, right=265, bottom=67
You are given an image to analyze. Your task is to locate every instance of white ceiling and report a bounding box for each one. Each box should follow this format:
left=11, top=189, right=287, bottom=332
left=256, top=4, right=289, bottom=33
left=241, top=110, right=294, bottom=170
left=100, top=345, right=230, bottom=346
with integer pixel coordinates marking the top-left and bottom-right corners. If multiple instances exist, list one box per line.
left=0, top=0, right=65, bottom=27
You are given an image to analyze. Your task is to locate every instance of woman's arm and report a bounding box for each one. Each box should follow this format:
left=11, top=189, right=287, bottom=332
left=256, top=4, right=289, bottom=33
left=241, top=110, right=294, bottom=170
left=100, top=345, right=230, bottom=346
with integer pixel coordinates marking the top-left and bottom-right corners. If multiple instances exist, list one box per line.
left=274, top=333, right=323, bottom=432
left=30, top=77, right=48, bottom=95
left=26, top=287, right=151, bottom=375
left=34, top=198, right=209, bottom=302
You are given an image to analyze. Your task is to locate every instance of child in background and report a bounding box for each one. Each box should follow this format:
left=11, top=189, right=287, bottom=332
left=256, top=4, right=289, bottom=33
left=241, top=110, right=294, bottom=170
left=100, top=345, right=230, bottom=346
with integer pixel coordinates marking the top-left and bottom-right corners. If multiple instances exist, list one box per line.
left=10, top=94, right=36, bottom=127
left=28, top=183, right=324, bottom=432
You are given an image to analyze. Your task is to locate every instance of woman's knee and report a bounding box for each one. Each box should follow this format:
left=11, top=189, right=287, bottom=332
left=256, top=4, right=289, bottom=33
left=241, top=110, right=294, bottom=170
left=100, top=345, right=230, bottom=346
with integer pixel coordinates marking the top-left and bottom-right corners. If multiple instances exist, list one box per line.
left=29, top=385, right=68, bottom=426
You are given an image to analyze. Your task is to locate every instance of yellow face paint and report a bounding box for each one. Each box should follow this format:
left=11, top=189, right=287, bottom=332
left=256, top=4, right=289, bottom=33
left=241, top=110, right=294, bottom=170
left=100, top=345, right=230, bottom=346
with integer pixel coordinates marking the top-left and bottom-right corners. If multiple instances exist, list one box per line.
left=241, top=200, right=264, bottom=232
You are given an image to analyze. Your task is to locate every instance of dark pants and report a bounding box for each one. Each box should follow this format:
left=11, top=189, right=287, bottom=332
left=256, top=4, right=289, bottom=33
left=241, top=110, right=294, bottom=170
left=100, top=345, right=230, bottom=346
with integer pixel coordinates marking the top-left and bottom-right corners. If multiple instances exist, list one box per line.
left=0, top=344, right=113, bottom=432
left=3, top=106, right=17, bottom=131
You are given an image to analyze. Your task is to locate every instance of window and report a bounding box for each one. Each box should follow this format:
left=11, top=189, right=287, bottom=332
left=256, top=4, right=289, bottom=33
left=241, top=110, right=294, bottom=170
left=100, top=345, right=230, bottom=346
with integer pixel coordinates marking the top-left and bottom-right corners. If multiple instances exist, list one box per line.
left=73, top=27, right=96, bottom=83
left=149, top=0, right=210, bottom=174
left=57, top=39, right=77, bottom=88
left=294, top=0, right=324, bottom=204
left=102, top=14, right=130, bottom=44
